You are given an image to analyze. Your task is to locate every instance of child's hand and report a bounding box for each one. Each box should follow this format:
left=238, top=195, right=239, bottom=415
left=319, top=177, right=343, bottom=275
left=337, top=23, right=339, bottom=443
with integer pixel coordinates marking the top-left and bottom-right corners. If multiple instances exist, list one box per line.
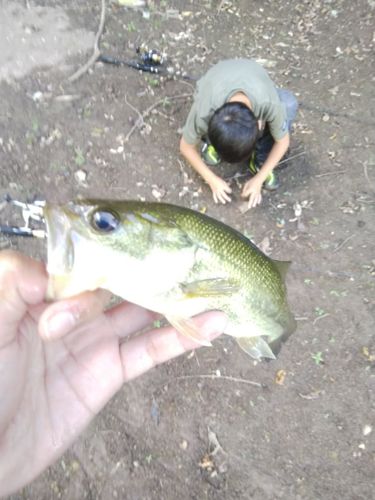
left=209, top=176, right=232, bottom=204
left=242, top=176, right=263, bottom=208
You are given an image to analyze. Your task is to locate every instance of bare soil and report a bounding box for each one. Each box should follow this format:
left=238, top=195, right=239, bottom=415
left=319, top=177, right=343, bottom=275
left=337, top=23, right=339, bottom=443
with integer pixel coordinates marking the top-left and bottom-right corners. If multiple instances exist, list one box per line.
left=1, top=1, right=374, bottom=499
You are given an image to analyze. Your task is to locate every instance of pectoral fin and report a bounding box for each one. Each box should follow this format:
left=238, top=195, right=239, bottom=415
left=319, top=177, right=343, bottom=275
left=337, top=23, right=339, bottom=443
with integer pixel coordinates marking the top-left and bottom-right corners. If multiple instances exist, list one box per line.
left=166, top=314, right=212, bottom=347
left=181, top=278, right=240, bottom=298
left=236, top=336, right=276, bottom=360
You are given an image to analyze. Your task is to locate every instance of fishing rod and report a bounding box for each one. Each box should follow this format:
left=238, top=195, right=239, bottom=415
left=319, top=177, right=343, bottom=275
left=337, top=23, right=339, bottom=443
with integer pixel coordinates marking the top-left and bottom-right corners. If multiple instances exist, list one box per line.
left=98, top=44, right=172, bottom=75
left=0, top=196, right=46, bottom=239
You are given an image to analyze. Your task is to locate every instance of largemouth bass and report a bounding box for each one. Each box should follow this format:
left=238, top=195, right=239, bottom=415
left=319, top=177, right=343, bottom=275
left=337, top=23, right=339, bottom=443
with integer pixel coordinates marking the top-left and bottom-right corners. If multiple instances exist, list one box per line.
left=44, top=200, right=296, bottom=360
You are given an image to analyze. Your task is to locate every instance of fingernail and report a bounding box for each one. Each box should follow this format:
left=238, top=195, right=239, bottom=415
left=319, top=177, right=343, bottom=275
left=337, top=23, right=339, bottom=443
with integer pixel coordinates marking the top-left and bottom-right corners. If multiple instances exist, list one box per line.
left=44, top=310, right=76, bottom=339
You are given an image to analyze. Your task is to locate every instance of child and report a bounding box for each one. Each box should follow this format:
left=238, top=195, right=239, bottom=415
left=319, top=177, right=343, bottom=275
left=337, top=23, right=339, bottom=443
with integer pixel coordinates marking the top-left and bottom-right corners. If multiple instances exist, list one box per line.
left=179, top=59, right=298, bottom=209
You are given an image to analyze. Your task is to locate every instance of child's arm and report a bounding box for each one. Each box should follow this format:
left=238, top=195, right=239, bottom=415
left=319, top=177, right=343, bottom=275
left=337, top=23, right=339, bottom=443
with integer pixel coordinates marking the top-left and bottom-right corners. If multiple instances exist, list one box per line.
left=242, top=133, right=290, bottom=208
left=180, top=137, right=232, bottom=204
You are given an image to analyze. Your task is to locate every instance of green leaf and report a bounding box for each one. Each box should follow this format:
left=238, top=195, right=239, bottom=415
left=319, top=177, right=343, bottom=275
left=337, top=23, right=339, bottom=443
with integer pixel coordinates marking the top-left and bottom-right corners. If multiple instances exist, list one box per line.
left=74, top=147, right=85, bottom=166
left=311, top=352, right=324, bottom=365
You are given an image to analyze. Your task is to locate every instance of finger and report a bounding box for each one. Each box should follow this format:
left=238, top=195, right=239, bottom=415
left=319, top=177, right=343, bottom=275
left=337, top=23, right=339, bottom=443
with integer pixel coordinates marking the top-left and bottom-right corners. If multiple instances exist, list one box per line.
left=248, top=193, right=256, bottom=209
left=105, top=301, right=160, bottom=338
left=213, top=192, right=218, bottom=204
left=222, top=191, right=232, bottom=203
left=216, top=191, right=226, bottom=204
left=241, top=183, right=251, bottom=198
left=39, top=289, right=111, bottom=340
left=0, top=251, right=47, bottom=346
left=224, top=184, right=233, bottom=194
left=120, top=311, right=227, bottom=381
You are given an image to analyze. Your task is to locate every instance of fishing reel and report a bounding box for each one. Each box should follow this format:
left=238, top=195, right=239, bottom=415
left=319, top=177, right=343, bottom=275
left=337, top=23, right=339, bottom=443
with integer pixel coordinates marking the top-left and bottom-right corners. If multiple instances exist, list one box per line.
left=98, top=44, right=168, bottom=75
left=136, top=44, right=164, bottom=66
left=0, top=195, right=46, bottom=238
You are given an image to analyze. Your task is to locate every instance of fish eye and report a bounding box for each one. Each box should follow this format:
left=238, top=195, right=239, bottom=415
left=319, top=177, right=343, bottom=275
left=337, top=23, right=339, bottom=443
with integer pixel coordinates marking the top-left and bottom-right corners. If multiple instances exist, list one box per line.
left=91, top=210, right=120, bottom=233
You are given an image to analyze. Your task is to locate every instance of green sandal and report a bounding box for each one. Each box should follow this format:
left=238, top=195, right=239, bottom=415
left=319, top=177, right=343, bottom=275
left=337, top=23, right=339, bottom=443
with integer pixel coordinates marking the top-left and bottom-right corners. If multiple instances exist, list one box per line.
left=201, top=143, right=221, bottom=166
left=249, top=154, right=280, bottom=191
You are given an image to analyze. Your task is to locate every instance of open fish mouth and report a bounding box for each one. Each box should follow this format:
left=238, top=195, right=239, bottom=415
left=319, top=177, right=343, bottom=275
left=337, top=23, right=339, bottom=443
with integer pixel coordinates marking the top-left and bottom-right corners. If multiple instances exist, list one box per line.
left=44, top=205, right=74, bottom=275
left=43, top=203, right=114, bottom=300
left=0, top=198, right=107, bottom=299
left=43, top=204, right=78, bottom=299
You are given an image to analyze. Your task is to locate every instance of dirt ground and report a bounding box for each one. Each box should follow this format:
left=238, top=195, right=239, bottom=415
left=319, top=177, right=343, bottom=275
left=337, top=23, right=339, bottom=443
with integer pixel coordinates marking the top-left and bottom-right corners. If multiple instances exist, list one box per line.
left=1, top=0, right=374, bottom=499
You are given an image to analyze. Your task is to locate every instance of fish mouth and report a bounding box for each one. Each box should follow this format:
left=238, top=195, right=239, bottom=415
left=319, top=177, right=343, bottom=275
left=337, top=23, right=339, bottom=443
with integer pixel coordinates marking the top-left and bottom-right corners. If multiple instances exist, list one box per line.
left=43, top=202, right=110, bottom=300
left=44, top=204, right=76, bottom=300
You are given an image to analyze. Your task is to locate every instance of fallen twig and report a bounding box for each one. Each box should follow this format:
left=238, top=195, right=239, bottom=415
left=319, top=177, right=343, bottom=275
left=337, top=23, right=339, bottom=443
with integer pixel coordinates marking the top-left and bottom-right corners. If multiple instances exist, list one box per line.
left=208, top=428, right=227, bottom=456
left=298, top=391, right=322, bottom=400
left=124, top=93, right=192, bottom=141
left=315, top=169, right=347, bottom=178
left=68, top=0, right=106, bottom=82
left=217, top=0, right=227, bottom=12
left=172, top=374, right=263, bottom=388
left=363, top=161, right=375, bottom=191
left=313, top=313, right=330, bottom=325
left=278, top=151, right=306, bottom=165
left=333, top=234, right=355, bottom=253
left=124, top=94, right=144, bottom=133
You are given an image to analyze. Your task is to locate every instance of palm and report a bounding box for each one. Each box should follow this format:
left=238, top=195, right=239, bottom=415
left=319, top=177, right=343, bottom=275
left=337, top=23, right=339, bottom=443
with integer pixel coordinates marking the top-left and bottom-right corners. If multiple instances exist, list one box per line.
left=1, top=303, right=125, bottom=486
left=0, top=251, right=225, bottom=496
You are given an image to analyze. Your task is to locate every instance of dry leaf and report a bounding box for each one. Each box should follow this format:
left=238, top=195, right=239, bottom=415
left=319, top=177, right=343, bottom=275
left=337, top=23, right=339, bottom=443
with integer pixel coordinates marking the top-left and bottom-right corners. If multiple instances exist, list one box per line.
left=275, top=369, right=287, bottom=385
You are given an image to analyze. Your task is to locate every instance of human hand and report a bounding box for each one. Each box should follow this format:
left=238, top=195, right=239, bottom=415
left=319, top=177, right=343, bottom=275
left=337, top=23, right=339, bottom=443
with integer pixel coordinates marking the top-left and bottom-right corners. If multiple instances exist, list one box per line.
left=209, top=176, right=232, bottom=204
left=0, top=251, right=227, bottom=496
left=241, top=175, right=263, bottom=209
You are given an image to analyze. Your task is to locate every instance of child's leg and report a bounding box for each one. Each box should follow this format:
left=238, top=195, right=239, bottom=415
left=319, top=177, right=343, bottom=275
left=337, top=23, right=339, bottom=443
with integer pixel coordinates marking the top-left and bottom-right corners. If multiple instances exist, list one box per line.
left=253, top=124, right=274, bottom=168
left=254, top=89, right=298, bottom=167
left=276, top=88, right=299, bottom=131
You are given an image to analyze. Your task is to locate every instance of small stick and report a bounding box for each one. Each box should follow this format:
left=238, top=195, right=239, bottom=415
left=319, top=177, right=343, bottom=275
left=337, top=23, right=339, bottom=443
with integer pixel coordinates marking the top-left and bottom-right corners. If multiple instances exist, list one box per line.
left=298, top=392, right=321, bottom=400
left=333, top=234, right=354, bottom=253
left=217, top=0, right=227, bottom=12
left=315, top=169, right=347, bottom=178
left=124, top=93, right=192, bottom=141
left=278, top=151, right=306, bottom=165
left=363, top=161, right=375, bottom=191
left=208, top=428, right=227, bottom=456
left=313, top=313, right=330, bottom=325
left=124, top=95, right=143, bottom=121
left=68, top=0, right=106, bottom=82
left=172, top=374, right=263, bottom=388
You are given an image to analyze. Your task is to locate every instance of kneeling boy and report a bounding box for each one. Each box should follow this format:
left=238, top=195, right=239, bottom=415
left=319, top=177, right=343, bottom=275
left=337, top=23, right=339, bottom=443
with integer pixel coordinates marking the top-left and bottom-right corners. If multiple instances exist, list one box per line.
left=180, top=59, right=298, bottom=208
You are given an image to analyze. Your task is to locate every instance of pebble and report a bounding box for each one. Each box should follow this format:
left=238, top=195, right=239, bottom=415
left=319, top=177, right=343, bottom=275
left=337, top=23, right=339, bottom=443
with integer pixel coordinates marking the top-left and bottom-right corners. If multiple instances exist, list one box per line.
left=74, top=169, right=88, bottom=186
left=363, top=425, right=372, bottom=436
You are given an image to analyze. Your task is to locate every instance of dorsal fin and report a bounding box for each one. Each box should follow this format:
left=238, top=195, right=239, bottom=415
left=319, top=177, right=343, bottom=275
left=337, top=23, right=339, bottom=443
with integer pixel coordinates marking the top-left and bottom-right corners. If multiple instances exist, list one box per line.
left=272, top=260, right=291, bottom=281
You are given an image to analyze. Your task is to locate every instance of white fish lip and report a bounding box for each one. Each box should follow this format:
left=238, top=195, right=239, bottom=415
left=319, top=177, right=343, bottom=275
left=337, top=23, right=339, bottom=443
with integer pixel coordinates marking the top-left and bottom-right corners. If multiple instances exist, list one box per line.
left=44, top=205, right=74, bottom=275
left=44, top=204, right=77, bottom=299
left=43, top=202, right=118, bottom=300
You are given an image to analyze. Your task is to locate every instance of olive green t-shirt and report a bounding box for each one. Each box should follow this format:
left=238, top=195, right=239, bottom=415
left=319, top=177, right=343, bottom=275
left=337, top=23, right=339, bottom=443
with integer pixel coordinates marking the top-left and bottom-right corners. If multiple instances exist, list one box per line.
left=182, top=59, right=288, bottom=145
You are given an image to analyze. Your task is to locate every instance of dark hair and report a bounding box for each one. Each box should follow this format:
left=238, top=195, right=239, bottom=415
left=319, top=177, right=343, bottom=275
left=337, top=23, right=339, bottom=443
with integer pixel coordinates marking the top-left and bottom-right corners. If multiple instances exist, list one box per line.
left=208, top=102, right=258, bottom=163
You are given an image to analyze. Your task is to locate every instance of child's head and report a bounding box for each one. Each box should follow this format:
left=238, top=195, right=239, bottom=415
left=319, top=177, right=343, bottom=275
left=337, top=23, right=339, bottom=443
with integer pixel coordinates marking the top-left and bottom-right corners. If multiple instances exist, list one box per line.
left=208, top=102, right=258, bottom=163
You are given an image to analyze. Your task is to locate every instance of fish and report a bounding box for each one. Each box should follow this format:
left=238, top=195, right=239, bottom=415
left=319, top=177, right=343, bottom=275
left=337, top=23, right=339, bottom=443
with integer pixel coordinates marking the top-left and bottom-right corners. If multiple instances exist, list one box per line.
left=43, top=199, right=296, bottom=360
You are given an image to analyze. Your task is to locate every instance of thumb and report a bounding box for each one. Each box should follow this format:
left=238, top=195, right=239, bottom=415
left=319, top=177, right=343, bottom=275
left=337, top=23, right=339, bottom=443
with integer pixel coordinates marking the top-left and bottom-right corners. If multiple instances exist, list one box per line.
left=39, top=289, right=111, bottom=340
